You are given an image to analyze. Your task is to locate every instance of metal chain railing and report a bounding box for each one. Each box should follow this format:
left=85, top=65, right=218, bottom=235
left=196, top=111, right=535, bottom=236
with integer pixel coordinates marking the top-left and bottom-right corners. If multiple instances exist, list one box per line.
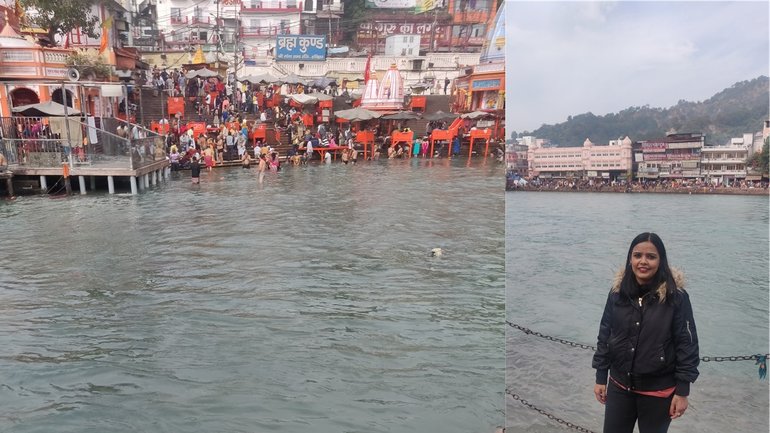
left=507, top=321, right=597, bottom=351
left=505, top=388, right=597, bottom=433
left=506, top=320, right=769, bottom=431
left=506, top=320, right=769, bottom=365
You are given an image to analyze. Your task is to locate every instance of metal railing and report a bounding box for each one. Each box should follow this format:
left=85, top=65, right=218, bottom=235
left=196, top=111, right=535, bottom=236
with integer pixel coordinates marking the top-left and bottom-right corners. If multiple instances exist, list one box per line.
left=0, top=116, right=164, bottom=171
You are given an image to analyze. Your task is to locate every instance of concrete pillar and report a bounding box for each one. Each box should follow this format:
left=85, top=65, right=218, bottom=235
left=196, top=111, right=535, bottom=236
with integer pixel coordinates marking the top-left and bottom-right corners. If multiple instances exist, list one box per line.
left=39, top=175, right=48, bottom=191
left=90, top=176, right=96, bottom=190
left=5, top=177, right=13, bottom=197
left=107, top=176, right=115, bottom=194
left=143, top=173, right=150, bottom=189
left=78, top=176, right=86, bottom=195
left=164, top=167, right=170, bottom=179
left=130, top=176, right=138, bottom=195
left=151, top=170, right=157, bottom=186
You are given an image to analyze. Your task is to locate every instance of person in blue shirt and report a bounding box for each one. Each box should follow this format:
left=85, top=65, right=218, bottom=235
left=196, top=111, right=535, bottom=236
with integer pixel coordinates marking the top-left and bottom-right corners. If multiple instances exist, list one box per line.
left=452, top=136, right=461, bottom=157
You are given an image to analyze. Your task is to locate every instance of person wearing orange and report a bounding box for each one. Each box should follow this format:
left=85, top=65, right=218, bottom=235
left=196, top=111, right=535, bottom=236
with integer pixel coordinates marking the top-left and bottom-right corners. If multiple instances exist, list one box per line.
left=593, top=232, right=699, bottom=433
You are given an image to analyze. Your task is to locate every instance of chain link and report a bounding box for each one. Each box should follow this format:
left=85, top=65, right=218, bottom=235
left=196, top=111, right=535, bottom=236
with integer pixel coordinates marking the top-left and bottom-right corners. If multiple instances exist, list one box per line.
left=505, top=388, right=597, bottom=433
left=506, top=321, right=769, bottom=362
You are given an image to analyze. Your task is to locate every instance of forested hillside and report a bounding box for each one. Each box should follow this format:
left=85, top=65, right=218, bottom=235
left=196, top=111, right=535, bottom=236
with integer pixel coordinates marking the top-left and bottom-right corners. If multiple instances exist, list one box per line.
left=522, top=76, right=769, bottom=147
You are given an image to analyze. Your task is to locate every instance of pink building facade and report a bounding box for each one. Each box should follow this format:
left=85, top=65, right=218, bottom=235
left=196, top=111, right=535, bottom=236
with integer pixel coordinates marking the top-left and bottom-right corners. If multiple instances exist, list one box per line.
left=527, top=137, right=633, bottom=180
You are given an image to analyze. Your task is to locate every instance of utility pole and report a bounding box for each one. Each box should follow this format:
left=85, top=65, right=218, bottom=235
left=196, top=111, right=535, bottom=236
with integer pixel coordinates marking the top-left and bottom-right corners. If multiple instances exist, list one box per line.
left=231, top=4, right=239, bottom=98
left=428, top=6, right=438, bottom=53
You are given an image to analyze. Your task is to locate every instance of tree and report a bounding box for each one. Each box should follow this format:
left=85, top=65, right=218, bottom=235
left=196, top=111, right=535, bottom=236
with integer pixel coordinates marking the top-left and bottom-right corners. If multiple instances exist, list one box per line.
left=341, top=0, right=367, bottom=46
left=20, top=0, right=100, bottom=47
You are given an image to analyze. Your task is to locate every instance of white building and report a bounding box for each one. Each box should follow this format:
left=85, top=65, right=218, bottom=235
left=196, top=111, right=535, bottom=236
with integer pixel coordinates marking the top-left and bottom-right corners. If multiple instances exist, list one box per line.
left=384, top=34, right=421, bottom=57
left=700, top=143, right=752, bottom=185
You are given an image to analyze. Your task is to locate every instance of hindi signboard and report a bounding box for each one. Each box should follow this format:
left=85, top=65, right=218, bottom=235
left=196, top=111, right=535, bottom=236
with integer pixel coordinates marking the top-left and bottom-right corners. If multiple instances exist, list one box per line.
left=365, top=0, right=416, bottom=8
left=276, top=35, right=327, bottom=61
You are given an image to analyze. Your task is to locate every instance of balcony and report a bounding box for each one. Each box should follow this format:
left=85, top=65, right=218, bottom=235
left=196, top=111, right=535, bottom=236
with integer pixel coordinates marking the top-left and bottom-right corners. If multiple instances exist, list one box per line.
left=169, top=16, right=188, bottom=25
left=192, top=16, right=212, bottom=25
left=319, top=2, right=344, bottom=13
left=240, top=1, right=301, bottom=12
left=0, top=47, right=69, bottom=80
left=452, top=9, right=491, bottom=24
left=240, top=26, right=281, bottom=37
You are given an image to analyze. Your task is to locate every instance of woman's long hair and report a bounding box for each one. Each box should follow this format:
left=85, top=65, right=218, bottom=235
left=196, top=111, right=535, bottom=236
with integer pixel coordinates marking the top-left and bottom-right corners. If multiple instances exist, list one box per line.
left=620, top=232, right=678, bottom=302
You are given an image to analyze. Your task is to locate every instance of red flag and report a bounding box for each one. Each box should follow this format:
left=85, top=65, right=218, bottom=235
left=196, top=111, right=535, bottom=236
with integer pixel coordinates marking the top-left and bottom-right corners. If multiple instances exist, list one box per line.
left=364, top=54, right=371, bottom=83
left=63, top=33, right=70, bottom=49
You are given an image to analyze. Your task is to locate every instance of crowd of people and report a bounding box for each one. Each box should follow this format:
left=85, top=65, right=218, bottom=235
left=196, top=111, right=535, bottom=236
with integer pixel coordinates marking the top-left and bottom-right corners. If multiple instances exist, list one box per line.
left=116, top=66, right=506, bottom=177
left=506, top=174, right=769, bottom=194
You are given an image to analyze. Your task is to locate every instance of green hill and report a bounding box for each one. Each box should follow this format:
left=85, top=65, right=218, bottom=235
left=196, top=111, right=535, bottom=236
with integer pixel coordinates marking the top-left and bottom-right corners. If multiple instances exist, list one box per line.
left=523, top=76, right=769, bottom=147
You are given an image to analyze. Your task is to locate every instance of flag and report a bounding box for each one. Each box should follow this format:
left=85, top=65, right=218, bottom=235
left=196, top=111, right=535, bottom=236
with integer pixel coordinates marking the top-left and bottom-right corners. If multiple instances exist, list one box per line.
left=15, top=0, right=25, bottom=23
left=415, top=0, right=436, bottom=13
left=63, top=32, right=70, bottom=49
left=364, top=54, right=372, bottom=83
left=99, top=16, right=113, bottom=54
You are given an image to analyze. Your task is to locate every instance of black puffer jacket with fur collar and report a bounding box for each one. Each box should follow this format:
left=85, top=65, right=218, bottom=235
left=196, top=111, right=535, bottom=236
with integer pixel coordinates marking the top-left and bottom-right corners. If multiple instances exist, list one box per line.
left=592, top=268, right=699, bottom=396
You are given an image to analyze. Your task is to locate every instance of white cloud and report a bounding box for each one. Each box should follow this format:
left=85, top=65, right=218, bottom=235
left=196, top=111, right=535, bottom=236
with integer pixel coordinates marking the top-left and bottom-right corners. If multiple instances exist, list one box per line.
left=505, top=1, right=770, bottom=133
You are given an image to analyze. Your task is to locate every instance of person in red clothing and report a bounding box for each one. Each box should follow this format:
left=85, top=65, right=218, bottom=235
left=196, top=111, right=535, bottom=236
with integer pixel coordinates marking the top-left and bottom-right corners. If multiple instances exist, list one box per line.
left=593, top=232, right=699, bottom=433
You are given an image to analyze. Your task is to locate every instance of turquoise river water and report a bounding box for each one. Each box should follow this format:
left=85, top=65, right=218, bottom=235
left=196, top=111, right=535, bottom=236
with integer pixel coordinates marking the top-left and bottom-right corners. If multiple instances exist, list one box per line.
left=506, top=191, right=769, bottom=433
left=0, top=159, right=505, bottom=433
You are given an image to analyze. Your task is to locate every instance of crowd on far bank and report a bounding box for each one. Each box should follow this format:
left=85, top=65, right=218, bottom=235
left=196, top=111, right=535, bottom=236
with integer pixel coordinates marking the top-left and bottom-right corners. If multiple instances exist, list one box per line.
left=506, top=176, right=769, bottom=194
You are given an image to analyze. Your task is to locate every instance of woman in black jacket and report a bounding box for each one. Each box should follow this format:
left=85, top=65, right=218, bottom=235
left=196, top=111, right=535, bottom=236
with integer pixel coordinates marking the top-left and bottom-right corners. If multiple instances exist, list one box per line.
left=592, top=232, right=699, bottom=433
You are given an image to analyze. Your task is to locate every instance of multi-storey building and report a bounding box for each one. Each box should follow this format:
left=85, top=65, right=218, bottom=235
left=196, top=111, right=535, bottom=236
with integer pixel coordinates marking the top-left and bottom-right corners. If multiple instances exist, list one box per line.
left=634, top=133, right=704, bottom=180
left=527, top=137, right=633, bottom=180
left=154, top=0, right=239, bottom=54
left=700, top=142, right=753, bottom=185
left=442, top=0, right=495, bottom=52
left=355, top=3, right=451, bottom=55
left=0, top=1, right=144, bottom=117
left=239, top=0, right=305, bottom=62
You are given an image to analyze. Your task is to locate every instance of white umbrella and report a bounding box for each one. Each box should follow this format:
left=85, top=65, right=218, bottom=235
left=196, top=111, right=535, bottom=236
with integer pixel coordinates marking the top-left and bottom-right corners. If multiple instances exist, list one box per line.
left=334, top=108, right=382, bottom=121
left=461, top=110, right=494, bottom=119
left=12, top=101, right=81, bottom=116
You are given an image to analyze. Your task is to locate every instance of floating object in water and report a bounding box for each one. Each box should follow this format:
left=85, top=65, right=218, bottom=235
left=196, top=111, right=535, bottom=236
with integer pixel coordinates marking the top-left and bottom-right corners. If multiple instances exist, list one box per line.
left=430, top=248, right=443, bottom=257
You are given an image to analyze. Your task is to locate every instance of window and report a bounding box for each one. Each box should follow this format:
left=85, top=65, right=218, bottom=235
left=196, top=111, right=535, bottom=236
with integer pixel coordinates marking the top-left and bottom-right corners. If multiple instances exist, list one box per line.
left=287, top=0, right=297, bottom=7
left=171, top=8, right=181, bottom=17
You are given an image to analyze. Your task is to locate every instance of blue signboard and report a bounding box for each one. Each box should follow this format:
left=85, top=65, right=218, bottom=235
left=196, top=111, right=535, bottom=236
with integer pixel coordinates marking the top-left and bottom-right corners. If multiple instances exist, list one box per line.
left=471, top=79, right=501, bottom=90
left=275, top=35, right=327, bottom=61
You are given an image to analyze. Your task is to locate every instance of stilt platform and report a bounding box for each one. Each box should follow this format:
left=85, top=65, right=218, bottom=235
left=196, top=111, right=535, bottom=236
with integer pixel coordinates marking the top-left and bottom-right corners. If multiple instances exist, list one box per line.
left=8, top=159, right=170, bottom=196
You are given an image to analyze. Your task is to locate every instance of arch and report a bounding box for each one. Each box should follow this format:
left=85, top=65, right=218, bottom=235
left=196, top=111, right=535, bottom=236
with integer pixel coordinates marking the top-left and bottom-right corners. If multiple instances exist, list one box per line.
left=10, top=88, right=40, bottom=107
left=51, top=89, right=75, bottom=107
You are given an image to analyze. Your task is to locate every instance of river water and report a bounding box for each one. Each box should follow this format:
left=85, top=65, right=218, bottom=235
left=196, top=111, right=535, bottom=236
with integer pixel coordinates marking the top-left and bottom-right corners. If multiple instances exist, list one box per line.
left=0, top=159, right=505, bottom=433
left=505, top=192, right=769, bottom=433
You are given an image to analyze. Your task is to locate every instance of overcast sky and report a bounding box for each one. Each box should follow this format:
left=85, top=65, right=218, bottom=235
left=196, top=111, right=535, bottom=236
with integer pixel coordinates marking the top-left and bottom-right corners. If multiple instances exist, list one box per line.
left=504, top=0, right=770, bottom=133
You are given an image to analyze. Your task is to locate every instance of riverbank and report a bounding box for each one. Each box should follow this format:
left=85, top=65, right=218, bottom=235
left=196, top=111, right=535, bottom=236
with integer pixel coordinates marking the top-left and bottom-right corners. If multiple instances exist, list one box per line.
left=507, top=185, right=769, bottom=195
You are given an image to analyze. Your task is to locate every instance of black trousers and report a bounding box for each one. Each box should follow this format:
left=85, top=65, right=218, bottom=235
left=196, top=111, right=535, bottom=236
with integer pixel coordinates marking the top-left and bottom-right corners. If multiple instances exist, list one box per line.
left=604, top=380, right=674, bottom=433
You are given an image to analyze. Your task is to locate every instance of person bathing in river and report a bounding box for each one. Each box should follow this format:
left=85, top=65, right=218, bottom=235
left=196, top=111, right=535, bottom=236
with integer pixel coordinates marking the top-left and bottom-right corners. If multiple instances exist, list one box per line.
left=241, top=150, right=251, bottom=168
left=190, top=156, right=201, bottom=184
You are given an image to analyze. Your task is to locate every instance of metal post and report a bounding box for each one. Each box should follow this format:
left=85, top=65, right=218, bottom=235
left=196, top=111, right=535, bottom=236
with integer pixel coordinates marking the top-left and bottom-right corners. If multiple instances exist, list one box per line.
left=138, top=85, right=145, bottom=126
left=124, top=84, right=133, bottom=169
left=62, top=82, right=74, bottom=170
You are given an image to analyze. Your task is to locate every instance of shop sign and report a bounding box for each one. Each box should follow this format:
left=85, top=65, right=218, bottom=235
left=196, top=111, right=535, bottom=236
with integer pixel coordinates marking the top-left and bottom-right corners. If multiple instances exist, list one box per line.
left=276, top=35, right=326, bottom=61
left=641, top=142, right=667, bottom=152
left=471, top=79, right=501, bottom=90
left=365, top=0, right=415, bottom=7
left=667, top=141, right=702, bottom=149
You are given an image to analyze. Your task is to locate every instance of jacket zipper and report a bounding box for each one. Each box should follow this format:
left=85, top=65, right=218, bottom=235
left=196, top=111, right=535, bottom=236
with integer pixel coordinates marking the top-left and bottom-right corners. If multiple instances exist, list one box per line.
left=686, top=320, right=693, bottom=343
